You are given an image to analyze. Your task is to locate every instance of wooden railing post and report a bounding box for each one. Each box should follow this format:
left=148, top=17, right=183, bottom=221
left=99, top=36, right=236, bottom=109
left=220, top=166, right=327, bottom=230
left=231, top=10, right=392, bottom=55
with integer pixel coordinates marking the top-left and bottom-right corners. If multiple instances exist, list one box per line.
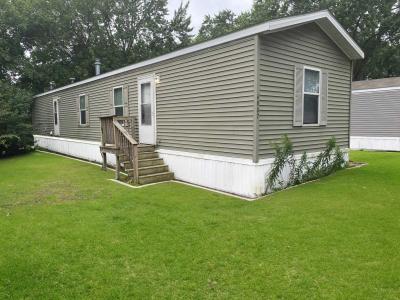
left=101, top=152, right=107, bottom=171
left=113, top=120, right=120, bottom=180
left=115, top=153, right=120, bottom=180
left=100, top=117, right=107, bottom=171
left=133, top=144, right=139, bottom=184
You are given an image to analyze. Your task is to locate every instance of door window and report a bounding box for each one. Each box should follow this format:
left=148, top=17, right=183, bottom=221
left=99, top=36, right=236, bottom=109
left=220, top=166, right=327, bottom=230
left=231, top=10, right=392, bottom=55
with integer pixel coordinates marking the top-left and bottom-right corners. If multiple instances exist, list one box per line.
left=140, top=82, right=151, bottom=125
left=54, top=101, right=58, bottom=125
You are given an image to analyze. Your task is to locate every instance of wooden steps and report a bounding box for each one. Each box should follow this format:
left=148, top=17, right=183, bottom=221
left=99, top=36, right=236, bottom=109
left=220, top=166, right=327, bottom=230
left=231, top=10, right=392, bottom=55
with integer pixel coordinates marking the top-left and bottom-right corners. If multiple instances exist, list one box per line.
left=139, top=151, right=159, bottom=159
left=120, top=144, right=174, bottom=185
left=138, top=158, right=164, bottom=168
left=99, top=116, right=173, bottom=185
left=139, top=172, right=174, bottom=185
left=137, top=165, right=169, bottom=176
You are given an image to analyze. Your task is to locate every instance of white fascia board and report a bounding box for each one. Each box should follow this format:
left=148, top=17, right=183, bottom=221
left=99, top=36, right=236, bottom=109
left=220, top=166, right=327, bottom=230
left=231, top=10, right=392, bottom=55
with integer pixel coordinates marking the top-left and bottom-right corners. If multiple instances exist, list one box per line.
left=352, top=86, right=400, bottom=94
left=34, top=10, right=363, bottom=98
left=325, top=14, right=364, bottom=59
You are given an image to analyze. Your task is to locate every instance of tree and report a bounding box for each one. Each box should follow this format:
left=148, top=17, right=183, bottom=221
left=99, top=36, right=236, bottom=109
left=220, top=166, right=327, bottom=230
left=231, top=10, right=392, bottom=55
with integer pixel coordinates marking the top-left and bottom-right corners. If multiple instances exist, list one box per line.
left=196, top=10, right=236, bottom=43
left=195, top=0, right=400, bottom=80
left=287, top=0, right=400, bottom=80
left=0, top=0, right=26, bottom=82
left=0, top=0, right=194, bottom=154
left=5, top=0, right=194, bottom=94
left=0, top=80, right=33, bottom=146
left=166, top=1, right=193, bottom=51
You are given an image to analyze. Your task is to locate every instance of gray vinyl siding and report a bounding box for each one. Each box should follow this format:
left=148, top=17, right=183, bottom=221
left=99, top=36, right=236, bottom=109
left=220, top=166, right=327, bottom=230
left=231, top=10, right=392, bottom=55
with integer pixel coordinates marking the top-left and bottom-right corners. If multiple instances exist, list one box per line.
left=257, top=23, right=352, bottom=158
left=33, top=24, right=354, bottom=160
left=32, top=94, right=54, bottom=136
left=351, top=90, right=400, bottom=137
left=32, top=37, right=256, bottom=158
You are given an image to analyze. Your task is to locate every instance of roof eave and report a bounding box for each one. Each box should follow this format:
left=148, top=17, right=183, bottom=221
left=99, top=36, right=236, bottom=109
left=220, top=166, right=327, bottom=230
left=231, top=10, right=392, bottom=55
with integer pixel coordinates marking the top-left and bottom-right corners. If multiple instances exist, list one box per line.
left=33, top=10, right=364, bottom=98
left=323, top=13, right=364, bottom=60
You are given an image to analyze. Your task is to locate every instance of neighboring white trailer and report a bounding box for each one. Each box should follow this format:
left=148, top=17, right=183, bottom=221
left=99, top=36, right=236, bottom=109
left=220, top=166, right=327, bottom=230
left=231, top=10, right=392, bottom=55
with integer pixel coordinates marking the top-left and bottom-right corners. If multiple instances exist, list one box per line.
left=351, top=78, right=400, bottom=151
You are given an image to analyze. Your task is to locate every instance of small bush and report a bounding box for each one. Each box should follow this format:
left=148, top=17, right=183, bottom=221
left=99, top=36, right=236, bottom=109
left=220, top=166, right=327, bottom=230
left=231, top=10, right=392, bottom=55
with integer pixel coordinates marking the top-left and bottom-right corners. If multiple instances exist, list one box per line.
left=267, top=134, right=294, bottom=190
left=0, top=134, right=32, bottom=157
left=266, top=136, right=346, bottom=192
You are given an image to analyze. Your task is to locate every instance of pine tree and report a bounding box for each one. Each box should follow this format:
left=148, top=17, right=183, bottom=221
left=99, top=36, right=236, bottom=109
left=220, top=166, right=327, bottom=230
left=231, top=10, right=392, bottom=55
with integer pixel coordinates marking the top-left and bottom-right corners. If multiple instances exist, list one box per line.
left=167, top=1, right=193, bottom=50
left=196, top=10, right=236, bottom=43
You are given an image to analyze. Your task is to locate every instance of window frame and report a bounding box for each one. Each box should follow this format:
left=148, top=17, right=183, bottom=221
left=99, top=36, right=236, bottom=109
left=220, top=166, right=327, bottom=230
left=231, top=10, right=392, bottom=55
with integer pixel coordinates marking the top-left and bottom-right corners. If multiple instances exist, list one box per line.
left=113, top=86, right=124, bottom=116
left=78, top=93, right=88, bottom=126
left=302, top=66, right=321, bottom=126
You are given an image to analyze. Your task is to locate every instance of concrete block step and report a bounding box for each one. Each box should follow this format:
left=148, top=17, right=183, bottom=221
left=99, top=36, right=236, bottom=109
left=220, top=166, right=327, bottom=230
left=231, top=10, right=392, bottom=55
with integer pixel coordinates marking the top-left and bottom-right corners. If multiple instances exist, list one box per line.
left=138, top=172, right=174, bottom=185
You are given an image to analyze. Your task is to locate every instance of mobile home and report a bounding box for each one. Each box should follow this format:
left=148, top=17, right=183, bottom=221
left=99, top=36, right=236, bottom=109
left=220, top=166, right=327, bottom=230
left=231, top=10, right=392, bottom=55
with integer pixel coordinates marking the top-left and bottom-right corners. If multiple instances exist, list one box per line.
left=351, top=77, right=400, bottom=151
left=32, top=10, right=364, bottom=198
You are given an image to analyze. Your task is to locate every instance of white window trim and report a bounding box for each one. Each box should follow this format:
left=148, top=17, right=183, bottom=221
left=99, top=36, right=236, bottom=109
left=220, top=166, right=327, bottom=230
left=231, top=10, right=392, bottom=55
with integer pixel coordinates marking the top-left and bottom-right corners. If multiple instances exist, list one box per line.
left=302, top=66, right=321, bottom=126
left=78, top=93, right=88, bottom=126
left=113, top=86, right=124, bottom=116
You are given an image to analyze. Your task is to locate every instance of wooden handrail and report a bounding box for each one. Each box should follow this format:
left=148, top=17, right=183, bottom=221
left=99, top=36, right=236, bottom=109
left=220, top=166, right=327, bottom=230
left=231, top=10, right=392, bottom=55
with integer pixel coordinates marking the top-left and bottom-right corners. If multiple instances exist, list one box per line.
left=113, top=119, right=138, bottom=145
left=100, top=115, right=139, bottom=183
left=100, top=116, right=115, bottom=145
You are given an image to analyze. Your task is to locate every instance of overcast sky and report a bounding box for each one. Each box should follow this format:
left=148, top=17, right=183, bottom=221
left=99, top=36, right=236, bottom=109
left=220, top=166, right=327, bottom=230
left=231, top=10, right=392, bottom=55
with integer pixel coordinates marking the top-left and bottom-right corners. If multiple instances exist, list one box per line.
left=167, top=0, right=253, bottom=33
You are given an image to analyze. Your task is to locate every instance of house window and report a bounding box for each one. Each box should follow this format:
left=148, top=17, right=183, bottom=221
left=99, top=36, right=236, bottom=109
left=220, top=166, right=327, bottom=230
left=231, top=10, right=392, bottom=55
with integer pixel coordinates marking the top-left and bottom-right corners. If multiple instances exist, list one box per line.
left=113, top=87, right=124, bottom=116
left=79, top=95, right=87, bottom=125
left=303, top=68, right=320, bottom=125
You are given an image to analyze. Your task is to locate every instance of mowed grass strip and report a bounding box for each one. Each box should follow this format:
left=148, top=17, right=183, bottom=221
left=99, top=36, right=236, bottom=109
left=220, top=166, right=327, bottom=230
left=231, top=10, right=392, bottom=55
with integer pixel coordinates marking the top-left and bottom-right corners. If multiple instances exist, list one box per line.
left=0, top=151, right=399, bottom=299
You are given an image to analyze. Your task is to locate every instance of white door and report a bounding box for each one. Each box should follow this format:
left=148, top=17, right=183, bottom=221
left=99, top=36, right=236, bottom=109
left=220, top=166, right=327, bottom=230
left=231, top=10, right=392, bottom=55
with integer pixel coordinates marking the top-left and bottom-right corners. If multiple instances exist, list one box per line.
left=53, top=98, right=60, bottom=136
left=138, top=76, right=156, bottom=144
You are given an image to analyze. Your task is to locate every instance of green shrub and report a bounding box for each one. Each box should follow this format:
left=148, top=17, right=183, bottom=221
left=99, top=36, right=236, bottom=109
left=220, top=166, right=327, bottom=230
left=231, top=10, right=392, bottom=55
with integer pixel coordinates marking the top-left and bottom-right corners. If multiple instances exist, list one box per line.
left=266, top=136, right=346, bottom=192
left=267, top=134, right=294, bottom=190
left=0, top=80, right=34, bottom=157
left=0, top=134, right=32, bottom=157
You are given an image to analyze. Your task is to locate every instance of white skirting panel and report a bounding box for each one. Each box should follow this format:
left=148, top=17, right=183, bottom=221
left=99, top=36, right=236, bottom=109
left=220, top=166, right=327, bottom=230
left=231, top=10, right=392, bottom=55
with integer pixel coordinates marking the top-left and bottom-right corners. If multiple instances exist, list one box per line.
left=350, top=136, right=400, bottom=151
left=157, top=148, right=349, bottom=199
left=34, top=135, right=349, bottom=199
left=34, top=135, right=116, bottom=165
left=158, top=149, right=271, bottom=198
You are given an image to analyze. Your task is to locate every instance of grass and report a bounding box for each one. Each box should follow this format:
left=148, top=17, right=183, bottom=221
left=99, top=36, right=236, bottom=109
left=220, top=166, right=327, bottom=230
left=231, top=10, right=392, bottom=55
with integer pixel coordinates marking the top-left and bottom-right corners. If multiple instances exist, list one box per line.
left=0, top=150, right=399, bottom=299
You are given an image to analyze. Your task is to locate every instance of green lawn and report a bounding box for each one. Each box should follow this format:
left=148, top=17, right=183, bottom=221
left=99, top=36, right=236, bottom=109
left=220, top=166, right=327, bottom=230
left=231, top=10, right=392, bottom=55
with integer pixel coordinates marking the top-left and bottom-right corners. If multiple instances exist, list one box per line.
left=0, top=151, right=399, bottom=299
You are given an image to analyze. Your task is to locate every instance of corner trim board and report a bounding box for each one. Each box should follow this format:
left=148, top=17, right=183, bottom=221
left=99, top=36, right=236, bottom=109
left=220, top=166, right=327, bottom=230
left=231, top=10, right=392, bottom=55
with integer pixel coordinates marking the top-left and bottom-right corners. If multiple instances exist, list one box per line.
left=253, top=34, right=260, bottom=163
